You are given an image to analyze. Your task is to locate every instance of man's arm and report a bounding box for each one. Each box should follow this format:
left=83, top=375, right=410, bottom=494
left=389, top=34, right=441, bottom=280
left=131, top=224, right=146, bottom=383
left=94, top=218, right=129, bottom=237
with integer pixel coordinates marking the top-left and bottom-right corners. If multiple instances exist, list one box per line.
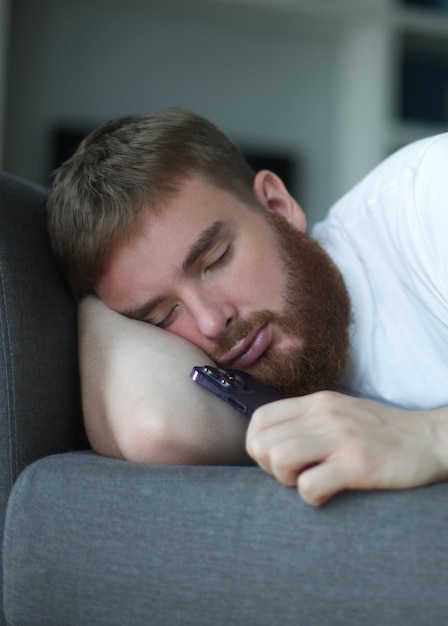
left=246, top=392, right=448, bottom=506
left=78, top=296, right=250, bottom=465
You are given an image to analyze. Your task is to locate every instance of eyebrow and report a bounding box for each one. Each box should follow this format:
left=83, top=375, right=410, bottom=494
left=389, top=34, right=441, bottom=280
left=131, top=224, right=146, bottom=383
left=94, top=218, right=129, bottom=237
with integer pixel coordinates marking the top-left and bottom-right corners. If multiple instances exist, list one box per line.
left=182, top=220, right=224, bottom=271
left=122, top=220, right=225, bottom=322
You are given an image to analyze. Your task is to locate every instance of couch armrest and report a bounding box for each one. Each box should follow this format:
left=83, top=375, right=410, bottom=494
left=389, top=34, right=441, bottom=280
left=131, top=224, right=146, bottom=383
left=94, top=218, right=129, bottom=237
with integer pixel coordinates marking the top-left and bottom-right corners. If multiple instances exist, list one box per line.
left=4, top=451, right=448, bottom=626
left=1, top=171, right=86, bottom=625
left=0, top=172, right=85, bottom=484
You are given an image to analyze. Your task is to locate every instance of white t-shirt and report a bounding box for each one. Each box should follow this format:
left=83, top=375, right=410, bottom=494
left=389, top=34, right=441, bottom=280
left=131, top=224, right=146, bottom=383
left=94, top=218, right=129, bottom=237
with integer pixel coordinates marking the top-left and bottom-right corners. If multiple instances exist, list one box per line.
left=312, top=134, right=448, bottom=411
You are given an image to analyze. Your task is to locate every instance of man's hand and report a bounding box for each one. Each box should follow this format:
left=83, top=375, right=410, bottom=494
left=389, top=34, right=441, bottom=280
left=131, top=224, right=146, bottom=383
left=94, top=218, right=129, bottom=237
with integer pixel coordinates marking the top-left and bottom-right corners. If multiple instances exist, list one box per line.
left=246, top=391, right=448, bottom=506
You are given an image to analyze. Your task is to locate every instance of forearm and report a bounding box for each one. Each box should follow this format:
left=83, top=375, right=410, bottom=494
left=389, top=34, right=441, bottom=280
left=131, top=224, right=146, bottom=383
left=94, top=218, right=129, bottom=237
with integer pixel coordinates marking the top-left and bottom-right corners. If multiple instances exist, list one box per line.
left=78, top=296, right=250, bottom=465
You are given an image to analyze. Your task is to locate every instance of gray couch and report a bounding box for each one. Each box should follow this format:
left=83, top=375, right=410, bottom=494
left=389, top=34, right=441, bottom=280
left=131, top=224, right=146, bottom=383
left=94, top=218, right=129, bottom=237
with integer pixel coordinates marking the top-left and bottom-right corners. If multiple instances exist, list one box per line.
left=1, top=169, right=448, bottom=626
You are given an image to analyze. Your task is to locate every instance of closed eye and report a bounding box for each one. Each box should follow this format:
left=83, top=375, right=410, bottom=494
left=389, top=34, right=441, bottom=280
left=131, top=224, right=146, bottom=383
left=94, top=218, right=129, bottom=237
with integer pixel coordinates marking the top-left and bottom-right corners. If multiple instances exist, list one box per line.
left=154, top=305, right=178, bottom=329
left=206, top=245, right=231, bottom=271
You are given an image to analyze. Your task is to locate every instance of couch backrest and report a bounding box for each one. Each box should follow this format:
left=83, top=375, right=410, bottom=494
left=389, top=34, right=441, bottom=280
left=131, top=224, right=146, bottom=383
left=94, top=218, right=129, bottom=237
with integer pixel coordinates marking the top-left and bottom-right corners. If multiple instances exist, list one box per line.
left=0, top=171, right=85, bottom=624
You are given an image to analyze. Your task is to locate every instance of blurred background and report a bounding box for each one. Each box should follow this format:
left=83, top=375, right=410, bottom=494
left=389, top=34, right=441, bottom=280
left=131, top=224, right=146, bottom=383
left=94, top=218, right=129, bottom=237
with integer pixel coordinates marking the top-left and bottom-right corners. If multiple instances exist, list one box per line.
left=1, top=0, right=448, bottom=226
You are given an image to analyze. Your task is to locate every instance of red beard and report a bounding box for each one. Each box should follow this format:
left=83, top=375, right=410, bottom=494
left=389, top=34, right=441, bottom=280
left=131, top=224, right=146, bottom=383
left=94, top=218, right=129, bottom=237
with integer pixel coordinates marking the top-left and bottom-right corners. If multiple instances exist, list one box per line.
left=210, top=213, right=351, bottom=397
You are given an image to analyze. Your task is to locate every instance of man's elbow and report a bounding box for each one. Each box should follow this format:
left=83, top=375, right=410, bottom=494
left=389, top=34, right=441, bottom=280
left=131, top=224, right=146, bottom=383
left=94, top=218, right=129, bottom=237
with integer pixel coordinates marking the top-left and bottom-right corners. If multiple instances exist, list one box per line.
left=116, top=417, right=188, bottom=465
left=85, top=407, right=200, bottom=465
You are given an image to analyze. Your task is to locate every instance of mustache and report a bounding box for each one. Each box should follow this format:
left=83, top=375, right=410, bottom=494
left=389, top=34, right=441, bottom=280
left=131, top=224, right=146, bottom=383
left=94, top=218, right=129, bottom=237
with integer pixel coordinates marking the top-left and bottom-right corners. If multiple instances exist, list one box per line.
left=209, top=310, right=276, bottom=362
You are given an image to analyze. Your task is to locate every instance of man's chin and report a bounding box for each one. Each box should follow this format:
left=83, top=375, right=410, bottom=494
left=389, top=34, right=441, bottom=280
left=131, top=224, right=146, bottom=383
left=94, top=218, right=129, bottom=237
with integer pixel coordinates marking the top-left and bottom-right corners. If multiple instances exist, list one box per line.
left=243, top=350, right=303, bottom=397
left=247, top=346, right=344, bottom=398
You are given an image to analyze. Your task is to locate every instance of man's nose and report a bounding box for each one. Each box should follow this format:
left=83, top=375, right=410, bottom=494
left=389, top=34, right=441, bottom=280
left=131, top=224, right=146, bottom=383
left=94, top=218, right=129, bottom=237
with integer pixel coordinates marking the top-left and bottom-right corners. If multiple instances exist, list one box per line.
left=189, top=292, right=236, bottom=341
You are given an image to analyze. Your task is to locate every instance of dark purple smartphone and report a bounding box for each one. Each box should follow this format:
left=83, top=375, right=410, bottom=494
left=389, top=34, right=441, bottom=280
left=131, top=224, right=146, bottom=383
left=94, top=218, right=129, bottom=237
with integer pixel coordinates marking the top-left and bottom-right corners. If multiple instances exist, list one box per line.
left=190, top=365, right=285, bottom=418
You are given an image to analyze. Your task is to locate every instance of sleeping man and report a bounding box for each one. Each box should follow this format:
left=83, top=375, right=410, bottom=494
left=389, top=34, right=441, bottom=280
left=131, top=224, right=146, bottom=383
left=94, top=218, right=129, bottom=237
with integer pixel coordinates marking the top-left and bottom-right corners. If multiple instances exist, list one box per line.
left=46, top=109, right=448, bottom=506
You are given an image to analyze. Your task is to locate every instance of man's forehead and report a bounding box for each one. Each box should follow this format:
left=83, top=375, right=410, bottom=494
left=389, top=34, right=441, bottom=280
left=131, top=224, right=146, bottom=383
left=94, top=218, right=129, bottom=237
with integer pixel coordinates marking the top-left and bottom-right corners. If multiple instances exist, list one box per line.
left=97, top=200, right=231, bottom=309
left=98, top=173, right=262, bottom=296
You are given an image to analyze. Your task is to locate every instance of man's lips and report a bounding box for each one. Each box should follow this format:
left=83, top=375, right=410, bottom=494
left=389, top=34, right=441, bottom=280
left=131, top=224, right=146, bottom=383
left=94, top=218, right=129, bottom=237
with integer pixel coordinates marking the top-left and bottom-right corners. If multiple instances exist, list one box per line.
left=217, top=323, right=272, bottom=369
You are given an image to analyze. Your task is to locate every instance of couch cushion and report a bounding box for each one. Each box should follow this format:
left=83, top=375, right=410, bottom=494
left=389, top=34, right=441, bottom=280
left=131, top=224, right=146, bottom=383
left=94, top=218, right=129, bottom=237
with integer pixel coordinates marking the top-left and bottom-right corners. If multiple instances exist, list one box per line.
left=0, top=171, right=85, bottom=624
left=4, top=452, right=448, bottom=626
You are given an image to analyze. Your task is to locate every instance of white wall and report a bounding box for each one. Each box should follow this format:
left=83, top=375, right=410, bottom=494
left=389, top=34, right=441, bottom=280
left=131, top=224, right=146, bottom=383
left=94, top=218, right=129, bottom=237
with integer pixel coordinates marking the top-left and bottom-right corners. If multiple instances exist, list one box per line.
left=5, top=0, right=340, bottom=224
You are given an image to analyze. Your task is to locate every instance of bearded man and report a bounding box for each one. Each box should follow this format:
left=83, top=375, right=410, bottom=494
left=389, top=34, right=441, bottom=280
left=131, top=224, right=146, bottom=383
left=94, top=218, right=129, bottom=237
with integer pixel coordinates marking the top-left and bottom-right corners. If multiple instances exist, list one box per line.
left=46, top=109, right=448, bottom=506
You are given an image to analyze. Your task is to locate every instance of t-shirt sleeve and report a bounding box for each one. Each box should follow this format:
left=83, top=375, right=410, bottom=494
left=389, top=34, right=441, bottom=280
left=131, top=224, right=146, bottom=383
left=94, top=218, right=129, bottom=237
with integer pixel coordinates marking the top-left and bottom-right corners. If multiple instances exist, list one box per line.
left=412, top=134, right=448, bottom=291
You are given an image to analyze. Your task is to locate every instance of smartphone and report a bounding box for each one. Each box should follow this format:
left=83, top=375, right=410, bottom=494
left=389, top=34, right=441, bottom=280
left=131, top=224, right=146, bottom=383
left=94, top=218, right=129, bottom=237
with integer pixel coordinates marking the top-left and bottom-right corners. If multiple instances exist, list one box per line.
left=190, top=365, right=285, bottom=418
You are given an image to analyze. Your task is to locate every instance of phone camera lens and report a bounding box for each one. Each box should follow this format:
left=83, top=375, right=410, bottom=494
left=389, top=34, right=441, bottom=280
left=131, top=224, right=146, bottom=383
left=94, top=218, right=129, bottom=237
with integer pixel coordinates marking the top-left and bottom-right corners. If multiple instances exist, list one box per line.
left=205, top=366, right=249, bottom=391
left=222, top=372, right=247, bottom=391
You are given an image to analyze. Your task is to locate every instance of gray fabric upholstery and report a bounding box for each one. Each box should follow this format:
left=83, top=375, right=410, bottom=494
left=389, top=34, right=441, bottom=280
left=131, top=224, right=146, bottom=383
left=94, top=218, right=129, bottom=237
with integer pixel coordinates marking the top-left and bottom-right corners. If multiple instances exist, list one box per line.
left=4, top=451, right=448, bottom=626
left=0, top=171, right=85, bottom=624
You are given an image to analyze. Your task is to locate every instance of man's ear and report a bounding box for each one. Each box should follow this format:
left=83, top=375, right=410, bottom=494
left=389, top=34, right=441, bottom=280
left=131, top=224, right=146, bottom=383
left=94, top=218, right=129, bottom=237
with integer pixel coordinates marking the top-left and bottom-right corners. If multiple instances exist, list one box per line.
left=253, top=170, right=306, bottom=232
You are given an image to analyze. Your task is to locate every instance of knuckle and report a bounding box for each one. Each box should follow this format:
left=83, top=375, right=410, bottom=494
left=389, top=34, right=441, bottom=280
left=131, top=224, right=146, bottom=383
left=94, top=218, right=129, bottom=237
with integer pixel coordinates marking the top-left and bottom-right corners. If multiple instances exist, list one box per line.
left=269, top=444, right=285, bottom=467
left=246, top=433, right=268, bottom=464
left=269, top=443, right=293, bottom=470
left=270, top=444, right=300, bottom=486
